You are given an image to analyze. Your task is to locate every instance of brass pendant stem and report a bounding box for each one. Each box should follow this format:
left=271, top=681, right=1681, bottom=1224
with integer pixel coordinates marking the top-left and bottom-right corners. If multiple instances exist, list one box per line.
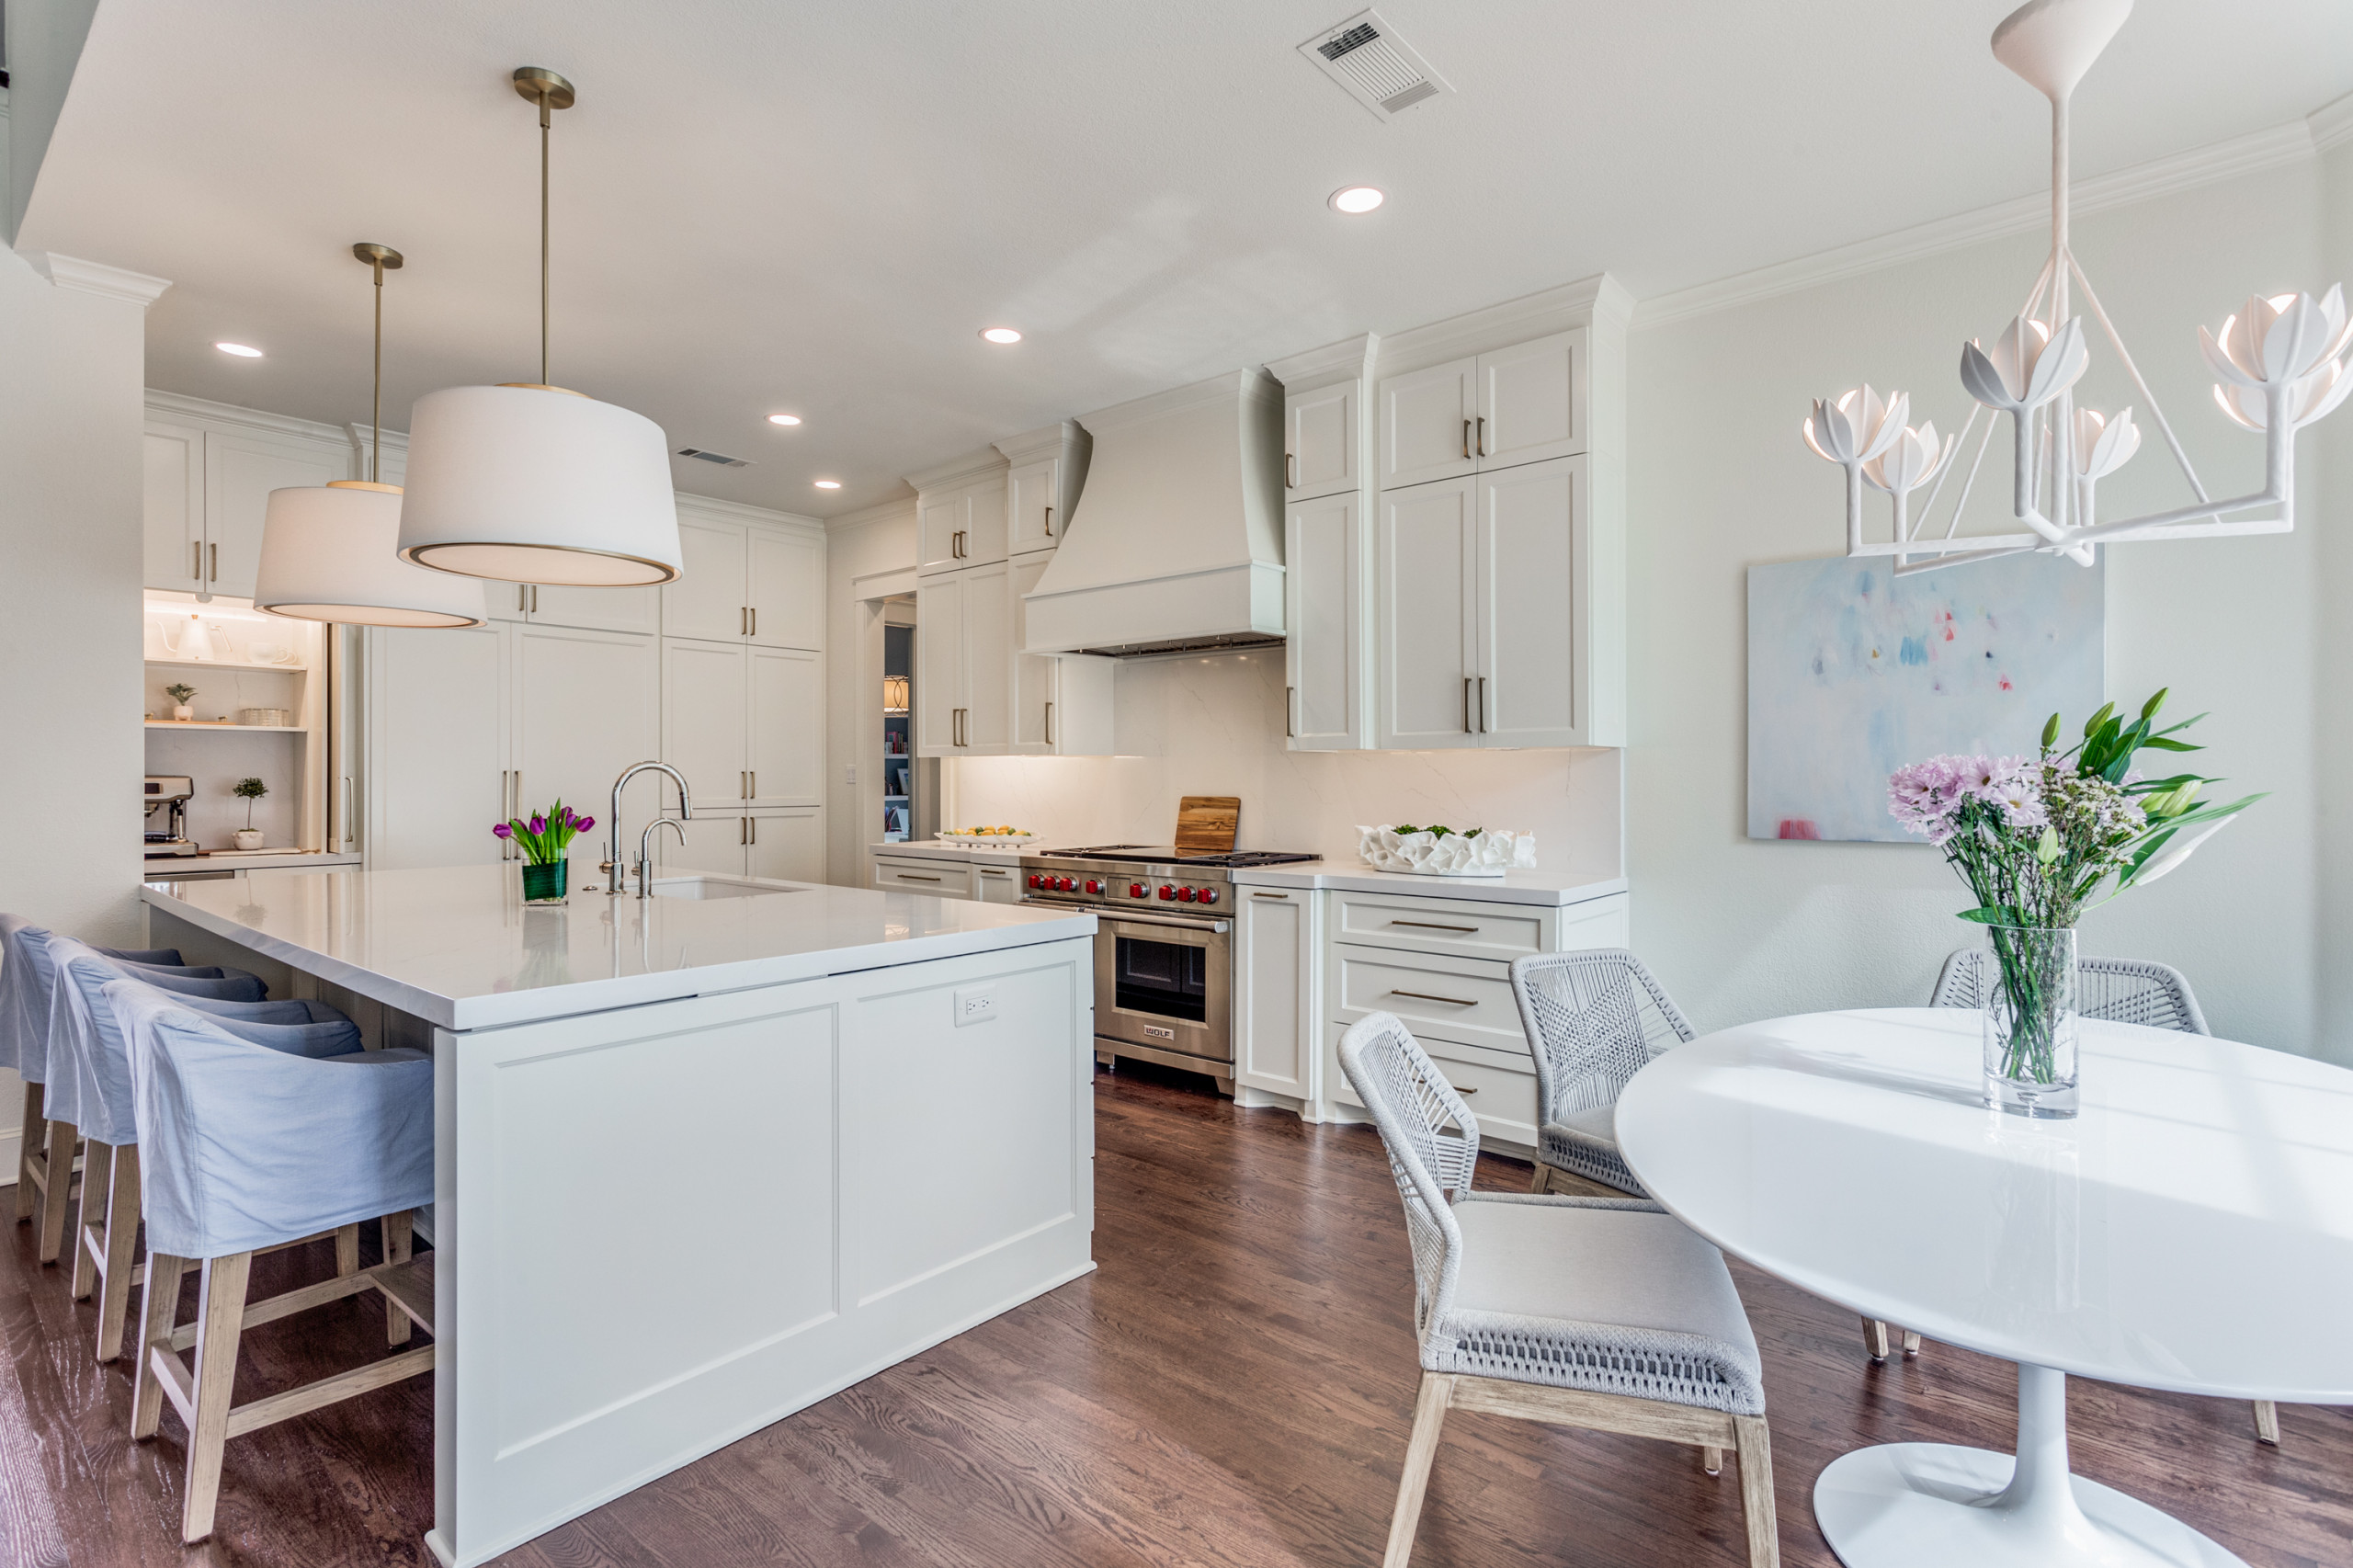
left=349, top=243, right=404, bottom=486
left=540, top=114, right=551, bottom=388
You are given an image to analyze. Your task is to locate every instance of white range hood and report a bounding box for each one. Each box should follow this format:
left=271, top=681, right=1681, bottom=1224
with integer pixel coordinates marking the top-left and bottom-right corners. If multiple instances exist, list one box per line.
left=1022, top=369, right=1285, bottom=657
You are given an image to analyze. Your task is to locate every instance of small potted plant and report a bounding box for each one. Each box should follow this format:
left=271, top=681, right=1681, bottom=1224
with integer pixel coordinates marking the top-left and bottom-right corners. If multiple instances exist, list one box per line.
left=165, top=682, right=197, bottom=722
left=232, top=777, right=268, bottom=850
left=494, top=801, right=594, bottom=903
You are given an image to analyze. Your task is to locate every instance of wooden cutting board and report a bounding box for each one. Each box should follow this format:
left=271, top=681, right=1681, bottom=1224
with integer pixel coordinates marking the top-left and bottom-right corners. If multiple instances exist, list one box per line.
left=1176, top=796, right=1241, bottom=856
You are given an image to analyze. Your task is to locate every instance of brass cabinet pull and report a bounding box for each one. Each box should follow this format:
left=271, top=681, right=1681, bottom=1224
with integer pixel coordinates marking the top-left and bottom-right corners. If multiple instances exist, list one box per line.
left=1478, top=676, right=1488, bottom=733
left=899, top=871, right=942, bottom=881
left=1477, top=415, right=1487, bottom=457
left=749, top=816, right=756, bottom=846
left=749, top=607, right=757, bottom=638
left=1043, top=505, right=1054, bottom=537
left=1464, top=676, right=1475, bottom=733
left=519, top=585, right=529, bottom=615
left=1390, top=989, right=1478, bottom=1007
left=1392, top=919, right=1479, bottom=933
left=1285, top=452, right=1296, bottom=489
left=192, top=541, right=202, bottom=581
left=1045, top=701, right=1054, bottom=746
left=530, top=585, right=540, bottom=613
left=208, top=542, right=219, bottom=581
left=1285, top=685, right=1296, bottom=738
left=748, top=770, right=756, bottom=797
left=1449, top=1083, right=1479, bottom=1096
left=738, top=816, right=746, bottom=846
left=1461, top=419, right=1470, bottom=460
left=1251, top=892, right=1290, bottom=901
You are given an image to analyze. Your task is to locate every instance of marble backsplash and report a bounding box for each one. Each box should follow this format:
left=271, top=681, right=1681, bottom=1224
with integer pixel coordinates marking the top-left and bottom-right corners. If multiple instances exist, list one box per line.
left=943, top=649, right=1622, bottom=883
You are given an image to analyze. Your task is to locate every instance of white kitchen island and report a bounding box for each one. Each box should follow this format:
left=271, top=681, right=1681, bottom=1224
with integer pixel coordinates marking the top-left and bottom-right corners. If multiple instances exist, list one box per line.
left=140, top=864, right=1098, bottom=1568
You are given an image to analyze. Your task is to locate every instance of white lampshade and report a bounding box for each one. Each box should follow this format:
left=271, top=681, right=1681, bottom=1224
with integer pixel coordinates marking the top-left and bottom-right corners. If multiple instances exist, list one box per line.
left=396, top=383, right=682, bottom=585
left=255, top=483, right=487, bottom=628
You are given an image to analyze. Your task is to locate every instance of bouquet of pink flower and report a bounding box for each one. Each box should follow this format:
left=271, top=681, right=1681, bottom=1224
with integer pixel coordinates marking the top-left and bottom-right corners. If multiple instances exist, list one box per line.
left=493, top=801, right=594, bottom=867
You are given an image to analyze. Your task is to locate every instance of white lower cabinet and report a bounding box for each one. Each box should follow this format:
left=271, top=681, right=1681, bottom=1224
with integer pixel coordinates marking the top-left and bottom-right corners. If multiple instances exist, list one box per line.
left=972, top=861, right=1025, bottom=903
left=873, top=857, right=974, bottom=897
left=1233, top=886, right=1319, bottom=1101
left=662, top=639, right=825, bottom=811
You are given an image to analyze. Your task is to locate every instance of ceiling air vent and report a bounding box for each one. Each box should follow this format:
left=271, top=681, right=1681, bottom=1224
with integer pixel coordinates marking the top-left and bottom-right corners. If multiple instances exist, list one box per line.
left=1299, top=9, right=1450, bottom=121
left=676, top=448, right=753, bottom=468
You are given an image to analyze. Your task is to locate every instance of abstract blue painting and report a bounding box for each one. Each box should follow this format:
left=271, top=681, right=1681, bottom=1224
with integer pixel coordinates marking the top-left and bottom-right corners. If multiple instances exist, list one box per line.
left=1746, top=554, right=2104, bottom=843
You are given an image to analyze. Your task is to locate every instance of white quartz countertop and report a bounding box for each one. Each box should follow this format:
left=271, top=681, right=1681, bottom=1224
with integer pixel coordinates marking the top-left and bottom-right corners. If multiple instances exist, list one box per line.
left=869, top=840, right=1032, bottom=864
left=1227, top=860, right=1628, bottom=906
left=142, top=864, right=1095, bottom=1032
left=142, top=849, right=361, bottom=876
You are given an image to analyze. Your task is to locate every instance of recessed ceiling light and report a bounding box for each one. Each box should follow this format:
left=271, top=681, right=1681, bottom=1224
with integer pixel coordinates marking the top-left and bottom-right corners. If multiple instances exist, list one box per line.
left=215, top=342, right=265, bottom=358
left=980, top=327, right=1023, bottom=345
left=767, top=413, right=801, bottom=426
left=1329, top=186, right=1385, bottom=214
left=813, top=479, right=843, bottom=490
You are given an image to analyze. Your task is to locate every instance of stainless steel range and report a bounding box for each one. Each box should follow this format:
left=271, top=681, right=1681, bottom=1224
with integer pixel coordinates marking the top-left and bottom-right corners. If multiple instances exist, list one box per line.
left=1020, top=846, right=1319, bottom=1084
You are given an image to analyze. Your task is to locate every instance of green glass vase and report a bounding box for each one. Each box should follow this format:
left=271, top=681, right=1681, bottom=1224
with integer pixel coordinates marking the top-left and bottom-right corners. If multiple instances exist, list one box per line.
left=520, top=859, right=569, bottom=904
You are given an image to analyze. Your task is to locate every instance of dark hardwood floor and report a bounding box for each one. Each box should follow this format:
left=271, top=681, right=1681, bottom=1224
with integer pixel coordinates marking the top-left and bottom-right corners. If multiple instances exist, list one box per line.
left=3, top=1063, right=2347, bottom=1567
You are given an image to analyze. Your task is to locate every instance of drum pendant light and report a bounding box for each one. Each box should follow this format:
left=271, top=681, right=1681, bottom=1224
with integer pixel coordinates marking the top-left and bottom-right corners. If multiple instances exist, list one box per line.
left=395, top=67, right=682, bottom=586
left=255, top=244, right=487, bottom=628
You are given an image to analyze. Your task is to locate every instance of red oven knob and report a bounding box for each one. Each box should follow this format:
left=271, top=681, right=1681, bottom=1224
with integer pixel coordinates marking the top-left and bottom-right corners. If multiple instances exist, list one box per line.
left=1157, top=884, right=1175, bottom=901
left=1085, top=880, right=1101, bottom=894
left=1129, top=882, right=1145, bottom=898
left=1176, top=886, right=1197, bottom=903
left=1027, top=874, right=1042, bottom=889
left=1057, top=877, right=1075, bottom=892
left=1198, top=887, right=1220, bottom=905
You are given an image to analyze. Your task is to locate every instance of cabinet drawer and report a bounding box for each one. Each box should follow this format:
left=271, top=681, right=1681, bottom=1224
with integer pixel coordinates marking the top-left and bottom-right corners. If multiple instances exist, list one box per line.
left=872, top=858, right=972, bottom=897
left=1326, top=1022, right=1538, bottom=1148
left=1333, top=890, right=1552, bottom=960
left=1330, top=944, right=1529, bottom=1058
left=971, top=862, right=1025, bottom=903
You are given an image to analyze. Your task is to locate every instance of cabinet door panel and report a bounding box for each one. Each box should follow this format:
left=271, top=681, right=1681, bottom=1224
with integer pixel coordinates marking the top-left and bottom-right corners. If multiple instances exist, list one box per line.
left=532, top=582, right=660, bottom=634
left=1378, top=478, right=1479, bottom=750
left=1235, top=891, right=1314, bottom=1098
left=513, top=625, right=663, bottom=864
left=659, top=814, right=751, bottom=877
left=746, top=528, right=823, bottom=649
left=1478, top=457, right=1585, bottom=747
left=747, top=809, right=824, bottom=882
left=205, top=431, right=347, bottom=599
left=143, top=425, right=205, bottom=591
left=1379, top=357, right=1476, bottom=490
left=1007, top=460, right=1059, bottom=556
left=1285, top=492, right=1360, bottom=751
left=914, top=574, right=963, bottom=756
left=1285, top=381, right=1357, bottom=501
left=664, top=517, right=748, bottom=641
left=972, top=861, right=1025, bottom=903
left=366, top=622, right=507, bottom=871
left=962, top=477, right=1008, bottom=567
left=1010, top=556, right=1055, bottom=755
left=960, top=560, right=1012, bottom=755
left=917, top=493, right=965, bottom=576
left=749, top=645, right=823, bottom=804
left=662, top=640, right=749, bottom=805
left=1476, top=330, right=1585, bottom=470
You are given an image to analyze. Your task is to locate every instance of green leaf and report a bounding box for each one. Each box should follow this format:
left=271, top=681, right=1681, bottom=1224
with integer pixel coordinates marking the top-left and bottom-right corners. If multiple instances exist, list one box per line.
left=2140, top=735, right=2203, bottom=752
left=1957, top=904, right=2028, bottom=925
left=2139, top=687, right=2168, bottom=721
left=2152, top=713, right=2209, bottom=739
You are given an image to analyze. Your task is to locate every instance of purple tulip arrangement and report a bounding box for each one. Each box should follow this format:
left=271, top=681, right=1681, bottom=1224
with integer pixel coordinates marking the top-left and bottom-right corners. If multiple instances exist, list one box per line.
left=494, top=801, right=594, bottom=867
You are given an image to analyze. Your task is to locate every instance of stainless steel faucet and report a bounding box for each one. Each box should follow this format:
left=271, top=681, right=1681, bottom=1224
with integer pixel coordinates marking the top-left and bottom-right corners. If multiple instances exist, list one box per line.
left=603, top=761, right=693, bottom=894
left=636, top=818, right=687, bottom=898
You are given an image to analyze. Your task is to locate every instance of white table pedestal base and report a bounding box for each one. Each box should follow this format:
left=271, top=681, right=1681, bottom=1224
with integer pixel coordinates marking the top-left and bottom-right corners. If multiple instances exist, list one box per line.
left=1813, top=1365, right=2245, bottom=1568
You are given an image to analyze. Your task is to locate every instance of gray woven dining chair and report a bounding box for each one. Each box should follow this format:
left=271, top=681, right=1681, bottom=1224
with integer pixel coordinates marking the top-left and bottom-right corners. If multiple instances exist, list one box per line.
left=1509, top=949, right=1694, bottom=1199
left=1902, top=949, right=2280, bottom=1446
left=1338, top=1011, right=1779, bottom=1568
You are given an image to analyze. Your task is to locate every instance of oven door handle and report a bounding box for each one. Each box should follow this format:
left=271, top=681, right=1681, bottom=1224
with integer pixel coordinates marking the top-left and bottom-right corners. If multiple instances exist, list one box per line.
left=1099, top=909, right=1231, bottom=935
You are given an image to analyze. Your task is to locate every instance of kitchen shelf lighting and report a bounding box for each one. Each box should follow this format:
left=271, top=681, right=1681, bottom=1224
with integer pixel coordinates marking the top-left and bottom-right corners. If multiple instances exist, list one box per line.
left=397, top=67, right=683, bottom=587
left=253, top=244, right=486, bottom=628
left=1803, top=0, right=2352, bottom=575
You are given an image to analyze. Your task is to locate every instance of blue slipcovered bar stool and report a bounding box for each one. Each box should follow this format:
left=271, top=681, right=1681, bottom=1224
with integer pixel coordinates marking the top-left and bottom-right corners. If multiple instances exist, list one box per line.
left=0, top=914, right=255, bottom=1263
left=114, top=980, right=435, bottom=1545
left=47, top=939, right=365, bottom=1362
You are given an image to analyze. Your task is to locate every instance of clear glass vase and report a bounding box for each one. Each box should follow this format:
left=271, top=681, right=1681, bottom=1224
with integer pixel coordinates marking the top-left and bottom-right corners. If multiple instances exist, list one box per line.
left=1983, top=924, right=2079, bottom=1118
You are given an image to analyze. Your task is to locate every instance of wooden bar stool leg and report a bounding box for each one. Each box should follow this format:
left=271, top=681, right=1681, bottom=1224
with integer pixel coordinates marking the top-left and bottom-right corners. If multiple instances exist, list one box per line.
left=1900, top=1329, right=1923, bottom=1358
left=1529, top=1163, right=1552, bottom=1195
left=1381, top=1373, right=1454, bottom=1568
left=1732, top=1414, right=1780, bottom=1568
left=1701, top=1444, right=1725, bottom=1475
left=1860, top=1316, right=1891, bottom=1363
left=335, top=1222, right=360, bottom=1279
left=382, top=1211, right=414, bottom=1346
left=181, top=1252, right=252, bottom=1544
left=97, top=1145, right=142, bottom=1363
left=131, top=1253, right=188, bottom=1440
left=71, top=1138, right=112, bottom=1300
left=2252, top=1400, right=2280, bottom=1446
left=37, top=1119, right=79, bottom=1264
left=13, top=1082, right=42, bottom=1221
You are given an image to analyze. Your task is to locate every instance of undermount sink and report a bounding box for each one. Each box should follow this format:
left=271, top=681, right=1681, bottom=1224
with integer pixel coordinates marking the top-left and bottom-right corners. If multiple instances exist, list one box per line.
left=645, top=875, right=803, bottom=901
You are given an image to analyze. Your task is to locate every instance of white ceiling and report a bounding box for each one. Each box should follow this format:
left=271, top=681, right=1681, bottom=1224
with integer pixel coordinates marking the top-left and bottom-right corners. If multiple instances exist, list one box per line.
left=18, top=0, right=2353, bottom=517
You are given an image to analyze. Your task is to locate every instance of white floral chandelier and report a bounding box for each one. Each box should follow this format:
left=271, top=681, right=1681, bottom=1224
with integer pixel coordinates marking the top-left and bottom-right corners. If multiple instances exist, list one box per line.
left=1802, top=0, right=2353, bottom=576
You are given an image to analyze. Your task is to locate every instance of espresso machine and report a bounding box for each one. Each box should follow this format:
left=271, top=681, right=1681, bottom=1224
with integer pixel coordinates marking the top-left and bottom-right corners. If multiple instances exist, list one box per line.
left=144, top=775, right=199, bottom=857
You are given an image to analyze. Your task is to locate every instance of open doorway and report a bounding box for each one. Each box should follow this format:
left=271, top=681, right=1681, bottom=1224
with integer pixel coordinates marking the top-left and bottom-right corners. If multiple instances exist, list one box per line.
left=879, top=596, right=936, bottom=844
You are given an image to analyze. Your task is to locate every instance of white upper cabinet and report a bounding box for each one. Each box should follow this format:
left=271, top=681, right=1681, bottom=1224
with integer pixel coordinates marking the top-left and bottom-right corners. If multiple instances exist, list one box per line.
left=747, top=645, right=823, bottom=804
left=141, top=406, right=351, bottom=597
left=511, top=622, right=665, bottom=850
left=1379, top=358, right=1478, bottom=490
left=1474, top=329, right=1586, bottom=471
left=1284, top=380, right=1359, bottom=501
left=918, top=491, right=967, bottom=576
left=961, top=559, right=1013, bottom=754
left=1007, top=460, right=1061, bottom=556
left=1284, top=490, right=1365, bottom=751
left=1010, top=554, right=1113, bottom=756
left=662, top=508, right=824, bottom=647
left=914, top=463, right=1009, bottom=575
left=143, top=423, right=206, bottom=592
left=525, top=580, right=661, bottom=635
left=1377, top=477, right=1481, bottom=750
left=915, top=570, right=967, bottom=756
left=1477, top=457, right=1588, bottom=747
left=202, top=430, right=349, bottom=600
left=365, top=622, right=509, bottom=872
left=661, top=638, right=750, bottom=805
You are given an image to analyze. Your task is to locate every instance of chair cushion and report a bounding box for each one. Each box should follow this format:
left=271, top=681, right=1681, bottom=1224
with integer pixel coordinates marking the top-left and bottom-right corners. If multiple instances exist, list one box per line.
left=1431, top=1193, right=1764, bottom=1415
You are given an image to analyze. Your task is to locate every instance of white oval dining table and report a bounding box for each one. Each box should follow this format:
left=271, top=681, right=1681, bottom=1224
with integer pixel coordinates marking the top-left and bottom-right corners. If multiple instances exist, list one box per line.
left=1614, top=1006, right=2353, bottom=1568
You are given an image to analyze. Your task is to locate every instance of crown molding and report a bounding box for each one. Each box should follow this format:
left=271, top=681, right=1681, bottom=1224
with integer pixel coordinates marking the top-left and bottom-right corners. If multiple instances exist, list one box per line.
left=143, top=387, right=348, bottom=446
left=27, top=251, right=172, bottom=307
left=903, top=445, right=1009, bottom=493
left=826, top=495, right=918, bottom=532
left=993, top=419, right=1086, bottom=467
left=1265, top=332, right=1379, bottom=392
left=1079, top=367, right=1279, bottom=434
left=674, top=490, right=824, bottom=534
left=1377, top=273, right=1623, bottom=375
left=2313, top=91, right=2353, bottom=155
left=1636, top=119, right=2320, bottom=329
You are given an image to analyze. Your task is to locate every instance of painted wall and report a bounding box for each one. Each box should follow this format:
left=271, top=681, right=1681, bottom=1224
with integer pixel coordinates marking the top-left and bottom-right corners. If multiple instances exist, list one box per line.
left=946, top=649, right=1624, bottom=883
left=2316, top=136, right=2353, bottom=1062
left=1626, top=156, right=2341, bottom=1058
left=0, top=244, right=153, bottom=1160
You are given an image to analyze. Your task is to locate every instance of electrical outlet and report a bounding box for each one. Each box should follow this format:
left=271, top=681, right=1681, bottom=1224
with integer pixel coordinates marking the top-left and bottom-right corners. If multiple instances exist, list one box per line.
left=844, top=765, right=858, bottom=786
left=953, top=986, right=997, bottom=1026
